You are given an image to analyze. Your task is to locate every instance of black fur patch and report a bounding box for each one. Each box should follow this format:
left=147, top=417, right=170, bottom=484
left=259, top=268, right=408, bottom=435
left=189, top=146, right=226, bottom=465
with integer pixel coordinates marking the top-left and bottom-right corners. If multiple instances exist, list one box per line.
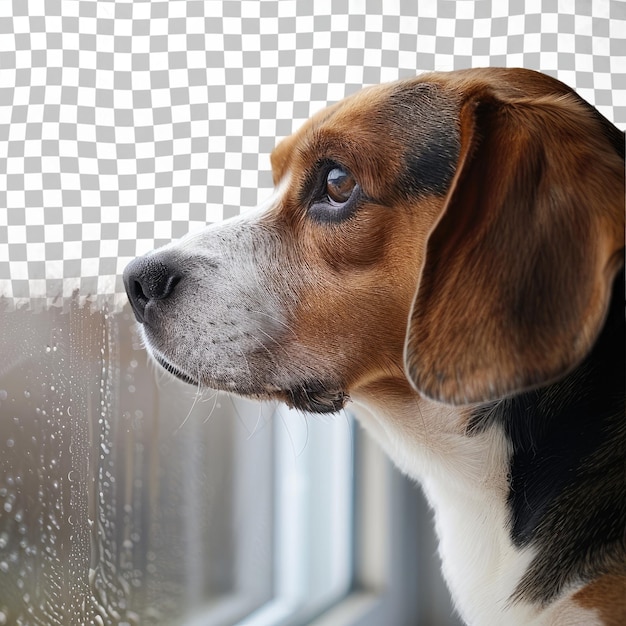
left=469, top=268, right=626, bottom=605
left=386, top=82, right=460, bottom=197
left=284, top=382, right=349, bottom=414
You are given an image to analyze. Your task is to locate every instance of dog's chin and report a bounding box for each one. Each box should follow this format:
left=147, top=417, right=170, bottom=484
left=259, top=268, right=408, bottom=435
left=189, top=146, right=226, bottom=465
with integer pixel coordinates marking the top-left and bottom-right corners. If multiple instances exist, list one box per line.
left=150, top=352, right=348, bottom=415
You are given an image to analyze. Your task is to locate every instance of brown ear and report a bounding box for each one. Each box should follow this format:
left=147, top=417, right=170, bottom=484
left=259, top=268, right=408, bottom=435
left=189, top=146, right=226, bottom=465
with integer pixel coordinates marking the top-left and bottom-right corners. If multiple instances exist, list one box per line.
left=404, top=89, right=625, bottom=405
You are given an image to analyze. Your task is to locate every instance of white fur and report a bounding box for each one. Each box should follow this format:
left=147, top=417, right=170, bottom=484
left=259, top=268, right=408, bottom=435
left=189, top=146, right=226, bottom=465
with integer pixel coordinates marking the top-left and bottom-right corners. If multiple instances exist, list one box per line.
left=138, top=179, right=295, bottom=391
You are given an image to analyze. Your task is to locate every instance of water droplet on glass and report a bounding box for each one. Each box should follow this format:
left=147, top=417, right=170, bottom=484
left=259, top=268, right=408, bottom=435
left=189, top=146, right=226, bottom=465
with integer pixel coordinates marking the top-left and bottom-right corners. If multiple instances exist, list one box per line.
left=23, top=390, right=31, bottom=399
left=0, top=390, right=7, bottom=401
left=6, top=439, right=14, bottom=448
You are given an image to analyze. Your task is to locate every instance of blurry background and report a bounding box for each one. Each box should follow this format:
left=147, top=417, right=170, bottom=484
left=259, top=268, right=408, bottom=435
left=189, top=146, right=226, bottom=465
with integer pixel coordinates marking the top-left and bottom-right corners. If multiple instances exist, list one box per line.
left=0, top=1, right=624, bottom=624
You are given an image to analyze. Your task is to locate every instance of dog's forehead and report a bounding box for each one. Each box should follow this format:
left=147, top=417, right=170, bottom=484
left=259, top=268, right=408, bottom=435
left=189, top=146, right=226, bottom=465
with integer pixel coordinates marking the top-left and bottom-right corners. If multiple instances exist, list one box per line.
left=275, top=80, right=446, bottom=151
left=269, top=86, right=390, bottom=179
left=271, top=78, right=460, bottom=196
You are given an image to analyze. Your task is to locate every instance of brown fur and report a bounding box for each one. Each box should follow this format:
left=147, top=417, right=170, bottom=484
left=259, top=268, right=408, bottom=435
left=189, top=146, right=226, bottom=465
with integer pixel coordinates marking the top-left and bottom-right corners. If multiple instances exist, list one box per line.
left=574, top=575, right=626, bottom=626
left=264, top=85, right=448, bottom=400
left=268, top=68, right=624, bottom=409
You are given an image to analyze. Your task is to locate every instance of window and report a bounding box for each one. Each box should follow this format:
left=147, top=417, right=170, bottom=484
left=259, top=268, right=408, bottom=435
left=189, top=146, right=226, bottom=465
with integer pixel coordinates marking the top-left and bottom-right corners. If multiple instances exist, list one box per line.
left=0, top=304, right=459, bottom=625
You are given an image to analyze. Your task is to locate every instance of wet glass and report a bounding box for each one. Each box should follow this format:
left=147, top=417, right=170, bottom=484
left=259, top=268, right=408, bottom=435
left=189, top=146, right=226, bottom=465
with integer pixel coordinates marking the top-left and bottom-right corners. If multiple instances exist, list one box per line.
left=0, top=300, right=274, bottom=626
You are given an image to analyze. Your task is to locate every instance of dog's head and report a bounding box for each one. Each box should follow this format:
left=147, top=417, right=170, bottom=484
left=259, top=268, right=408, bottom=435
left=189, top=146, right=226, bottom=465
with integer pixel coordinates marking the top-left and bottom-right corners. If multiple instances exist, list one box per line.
left=124, top=68, right=625, bottom=411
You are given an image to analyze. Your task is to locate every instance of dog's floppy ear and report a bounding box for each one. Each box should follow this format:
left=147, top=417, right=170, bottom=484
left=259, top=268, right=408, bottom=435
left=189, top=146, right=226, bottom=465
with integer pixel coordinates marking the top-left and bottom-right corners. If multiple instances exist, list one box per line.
left=404, top=88, right=625, bottom=405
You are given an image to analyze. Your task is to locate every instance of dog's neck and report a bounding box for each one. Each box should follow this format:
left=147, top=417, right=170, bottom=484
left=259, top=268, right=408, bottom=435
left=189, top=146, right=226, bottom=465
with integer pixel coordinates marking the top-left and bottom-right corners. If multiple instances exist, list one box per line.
left=351, top=270, right=625, bottom=625
left=351, top=383, right=539, bottom=625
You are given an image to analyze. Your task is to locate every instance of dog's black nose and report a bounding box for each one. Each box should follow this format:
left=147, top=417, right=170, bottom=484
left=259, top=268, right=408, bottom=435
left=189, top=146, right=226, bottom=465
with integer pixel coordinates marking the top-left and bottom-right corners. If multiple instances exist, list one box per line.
left=123, top=255, right=181, bottom=323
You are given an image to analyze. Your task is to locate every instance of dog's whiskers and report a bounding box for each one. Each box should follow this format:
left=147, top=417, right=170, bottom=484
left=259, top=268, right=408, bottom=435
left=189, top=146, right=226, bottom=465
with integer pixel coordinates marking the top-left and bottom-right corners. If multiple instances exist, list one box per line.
left=247, top=401, right=269, bottom=440
left=248, top=309, right=297, bottom=338
left=245, top=330, right=275, bottom=359
left=202, top=389, right=220, bottom=424
left=175, top=367, right=203, bottom=432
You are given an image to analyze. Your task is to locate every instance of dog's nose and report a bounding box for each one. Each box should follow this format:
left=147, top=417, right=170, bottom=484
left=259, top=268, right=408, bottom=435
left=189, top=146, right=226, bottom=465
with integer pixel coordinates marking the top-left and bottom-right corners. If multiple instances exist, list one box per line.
left=123, top=255, right=181, bottom=323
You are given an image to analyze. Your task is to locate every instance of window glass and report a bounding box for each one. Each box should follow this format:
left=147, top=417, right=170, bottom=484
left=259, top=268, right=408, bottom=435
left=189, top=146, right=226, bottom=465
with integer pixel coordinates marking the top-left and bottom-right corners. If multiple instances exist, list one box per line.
left=0, top=303, right=276, bottom=624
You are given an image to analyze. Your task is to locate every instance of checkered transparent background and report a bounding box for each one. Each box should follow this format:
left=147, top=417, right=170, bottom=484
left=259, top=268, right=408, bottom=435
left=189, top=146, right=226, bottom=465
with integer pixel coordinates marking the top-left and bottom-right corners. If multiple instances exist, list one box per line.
left=0, top=0, right=624, bottom=308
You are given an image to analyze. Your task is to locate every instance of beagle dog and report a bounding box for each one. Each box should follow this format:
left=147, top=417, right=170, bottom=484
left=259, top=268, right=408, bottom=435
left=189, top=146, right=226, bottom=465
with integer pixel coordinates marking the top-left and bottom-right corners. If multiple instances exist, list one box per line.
left=124, top=68, right=625, bottom=625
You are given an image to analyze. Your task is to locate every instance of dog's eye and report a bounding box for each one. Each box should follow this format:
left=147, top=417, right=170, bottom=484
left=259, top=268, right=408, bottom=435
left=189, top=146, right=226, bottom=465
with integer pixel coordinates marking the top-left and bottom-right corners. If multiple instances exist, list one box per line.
left=309, top=164, right=361, bottom=223
left=326, top=167, right=356, bottom=205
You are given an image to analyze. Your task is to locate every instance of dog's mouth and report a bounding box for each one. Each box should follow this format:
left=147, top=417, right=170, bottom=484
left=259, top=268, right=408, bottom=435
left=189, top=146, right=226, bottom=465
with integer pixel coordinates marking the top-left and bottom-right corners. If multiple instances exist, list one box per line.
left=154, top=354, right=199, bottom=386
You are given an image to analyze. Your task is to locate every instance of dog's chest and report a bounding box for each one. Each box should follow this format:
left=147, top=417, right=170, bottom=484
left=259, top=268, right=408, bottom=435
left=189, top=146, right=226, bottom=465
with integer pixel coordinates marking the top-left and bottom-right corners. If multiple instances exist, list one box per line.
left=351, top=397, right=543, bottom=624
left=420, top=463, right=538, bottom=625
